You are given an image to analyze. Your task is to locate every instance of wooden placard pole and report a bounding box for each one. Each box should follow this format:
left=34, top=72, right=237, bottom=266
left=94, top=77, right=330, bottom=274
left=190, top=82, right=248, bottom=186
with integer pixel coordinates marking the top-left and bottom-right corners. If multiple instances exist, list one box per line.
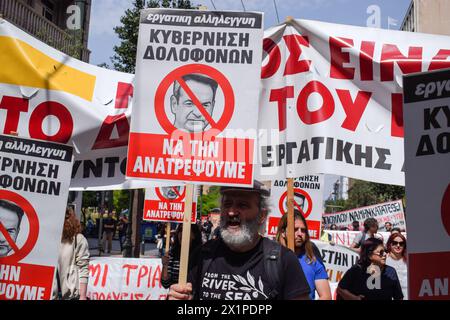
left=165, top=222, right=171, bottom=255
left=178, top=184, right=194, bottom=285
left=287, top=178, right=295, bottom=251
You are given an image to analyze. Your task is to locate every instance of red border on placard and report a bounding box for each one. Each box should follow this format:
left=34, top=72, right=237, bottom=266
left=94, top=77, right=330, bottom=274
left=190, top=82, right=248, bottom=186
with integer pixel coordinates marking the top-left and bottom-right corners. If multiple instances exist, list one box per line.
left=278, top=188, right=313, bottom=218
left=0, top=190, right=39, bottom=264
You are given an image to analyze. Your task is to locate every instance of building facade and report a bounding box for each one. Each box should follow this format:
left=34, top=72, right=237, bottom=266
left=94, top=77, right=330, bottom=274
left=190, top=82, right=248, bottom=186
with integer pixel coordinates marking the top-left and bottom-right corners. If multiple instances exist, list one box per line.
left=401, top=0, right=450, bottom=36
left=0, top=0, right=91, bottom=62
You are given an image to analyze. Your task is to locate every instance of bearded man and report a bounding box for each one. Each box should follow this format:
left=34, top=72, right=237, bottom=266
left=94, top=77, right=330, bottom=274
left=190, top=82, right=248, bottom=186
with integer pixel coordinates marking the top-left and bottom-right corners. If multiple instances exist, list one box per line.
left=168, top=181, right=311, bottom=300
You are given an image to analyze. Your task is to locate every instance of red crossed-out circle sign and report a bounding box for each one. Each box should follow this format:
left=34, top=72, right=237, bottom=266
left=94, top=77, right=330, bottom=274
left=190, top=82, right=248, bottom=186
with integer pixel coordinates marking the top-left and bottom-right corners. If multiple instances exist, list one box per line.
left=154, top=63, right=235, bottom=135
left=156, top=186, right=186, bottom=202
left=441, top=183, right=450, bottom=236
left=0, top=190, right=39, bottom=264
left=279, top=188, right=313, bottom=219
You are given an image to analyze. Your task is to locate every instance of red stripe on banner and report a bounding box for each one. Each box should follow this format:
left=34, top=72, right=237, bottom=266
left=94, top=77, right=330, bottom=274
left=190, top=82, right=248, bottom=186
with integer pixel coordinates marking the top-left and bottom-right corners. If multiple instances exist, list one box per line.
left=409, top=251, right=450, bottom=300
left=127, top=133, right=254, bottom=185
left=0, top=263, right=55, bottom=300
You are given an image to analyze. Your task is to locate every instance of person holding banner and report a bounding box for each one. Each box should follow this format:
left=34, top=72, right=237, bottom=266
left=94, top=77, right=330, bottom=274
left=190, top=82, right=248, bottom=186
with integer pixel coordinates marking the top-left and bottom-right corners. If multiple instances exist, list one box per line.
left=161, top=223, right=202, bottom=289
left=350, top=218, right=379, bottom=253
left=168, top=181, right=311, bottom=300
left=53, top=208, right=90, bottom=300
left=337, top=238, right=403, bottom=300
left=276, top=210, right=332, bottom=300
left=386, top=233, right=408, bottom=299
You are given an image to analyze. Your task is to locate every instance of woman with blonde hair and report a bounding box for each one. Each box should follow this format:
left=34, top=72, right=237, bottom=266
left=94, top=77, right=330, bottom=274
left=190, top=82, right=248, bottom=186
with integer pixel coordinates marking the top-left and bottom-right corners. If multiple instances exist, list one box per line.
left=53, top=207, right=90, bottom=300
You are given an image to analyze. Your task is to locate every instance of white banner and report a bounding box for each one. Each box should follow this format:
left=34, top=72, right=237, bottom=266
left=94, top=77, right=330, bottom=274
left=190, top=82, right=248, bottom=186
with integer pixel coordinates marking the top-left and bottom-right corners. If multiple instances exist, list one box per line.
left=267, top=175, right=324, bottom=239
left=312, top=240, right=359, bottom=283
left=257, top=19, right=450, bottom=185
left=403, top=68, right=450, bottom=300
left=324, top=230, right=405, bottom=248
left=127, top=9, right=264, bottom=186
left=0, top=135, right=73, bottom=300
left=322, top=200, right=406, bottom=232
left=87, top=257, right=168, bottom=300
left=0, top=20, right=171, bottom=190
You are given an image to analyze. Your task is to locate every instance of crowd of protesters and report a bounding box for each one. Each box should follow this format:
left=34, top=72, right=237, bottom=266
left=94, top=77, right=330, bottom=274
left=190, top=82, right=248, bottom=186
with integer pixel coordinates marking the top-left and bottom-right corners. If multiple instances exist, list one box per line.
left=55, top=182, right=408, bottom=301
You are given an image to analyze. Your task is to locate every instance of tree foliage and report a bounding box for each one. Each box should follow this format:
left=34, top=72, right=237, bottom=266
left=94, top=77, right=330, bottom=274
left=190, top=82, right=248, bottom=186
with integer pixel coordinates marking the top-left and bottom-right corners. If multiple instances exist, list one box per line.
left=199, top=186, right=220, bottom=215
left=110, top=0, right=194, bottom=73
left=325, top=179, right=405, bottom=213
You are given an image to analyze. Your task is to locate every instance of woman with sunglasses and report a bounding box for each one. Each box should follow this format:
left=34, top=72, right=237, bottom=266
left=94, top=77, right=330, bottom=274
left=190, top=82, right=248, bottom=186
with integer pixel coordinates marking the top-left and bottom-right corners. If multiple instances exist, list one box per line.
left=337, top=237, right=403, bottom=300
left=386, top=233, right=408, bottom=299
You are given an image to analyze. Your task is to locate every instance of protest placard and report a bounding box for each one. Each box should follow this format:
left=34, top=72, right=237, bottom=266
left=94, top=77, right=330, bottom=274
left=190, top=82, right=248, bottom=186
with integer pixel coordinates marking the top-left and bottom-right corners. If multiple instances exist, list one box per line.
left=322, top=200, right=406, bottom=232
left=143, top=185, right=197, bottom=223
left=403, top=68, right=450, bottom=300
left=267, top=175, right=324, bottom=239
left=0, top=135, right=73, bottom=300
left=126, top=9, right=264, bottom=186
left=87, top=257, right=167, bottom=300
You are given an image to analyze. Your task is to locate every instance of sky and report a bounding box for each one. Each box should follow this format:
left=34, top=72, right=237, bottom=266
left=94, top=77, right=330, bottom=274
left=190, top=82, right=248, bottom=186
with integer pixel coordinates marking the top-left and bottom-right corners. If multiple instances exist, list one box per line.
left=87, top=0, right=412, bottom=200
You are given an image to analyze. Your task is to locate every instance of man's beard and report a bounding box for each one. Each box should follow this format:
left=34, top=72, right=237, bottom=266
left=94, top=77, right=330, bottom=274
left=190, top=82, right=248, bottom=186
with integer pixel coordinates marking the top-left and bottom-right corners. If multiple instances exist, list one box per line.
left=219, top=216, right=261, bottom=250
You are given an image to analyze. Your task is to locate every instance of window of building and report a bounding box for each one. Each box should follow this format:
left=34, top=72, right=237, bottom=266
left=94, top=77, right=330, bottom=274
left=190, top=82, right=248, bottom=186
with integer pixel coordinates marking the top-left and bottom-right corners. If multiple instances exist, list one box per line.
left=42, top=0, right=55, bottom=23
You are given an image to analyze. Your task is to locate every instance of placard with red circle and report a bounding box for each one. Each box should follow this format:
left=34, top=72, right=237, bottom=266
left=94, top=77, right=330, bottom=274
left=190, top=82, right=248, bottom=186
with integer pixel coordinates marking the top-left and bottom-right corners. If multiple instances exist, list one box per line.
left=154, top=63, right=235, bottom=135
left=278, top=188, right=313, bottom=218
left=0, top=190, right=39, bottom=264
left=155, top=186, right=186, bottom=202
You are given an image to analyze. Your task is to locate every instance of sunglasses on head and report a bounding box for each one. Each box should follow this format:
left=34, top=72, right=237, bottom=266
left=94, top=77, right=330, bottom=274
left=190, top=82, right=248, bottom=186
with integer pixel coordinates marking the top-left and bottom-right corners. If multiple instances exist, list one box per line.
left=392, top=241, right=405, bottom=247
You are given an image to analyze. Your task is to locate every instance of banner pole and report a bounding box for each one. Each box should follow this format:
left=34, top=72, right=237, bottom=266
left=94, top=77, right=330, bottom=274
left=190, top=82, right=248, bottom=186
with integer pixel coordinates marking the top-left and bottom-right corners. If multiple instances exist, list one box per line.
left=178, top=184, right=194, bottom=285
left=165, top=222, right=171, bottom=255
left=287, top=178, right=295, bottom=251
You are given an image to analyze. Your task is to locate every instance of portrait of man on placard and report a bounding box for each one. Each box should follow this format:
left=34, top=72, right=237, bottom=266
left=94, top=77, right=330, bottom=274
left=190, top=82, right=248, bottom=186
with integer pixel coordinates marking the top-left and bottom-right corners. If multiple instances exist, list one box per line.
left=170, top=73, right=218, bottom=132
left=0, top=199, right=24, bottom=257
left=161, top=186, right=182, bottom=200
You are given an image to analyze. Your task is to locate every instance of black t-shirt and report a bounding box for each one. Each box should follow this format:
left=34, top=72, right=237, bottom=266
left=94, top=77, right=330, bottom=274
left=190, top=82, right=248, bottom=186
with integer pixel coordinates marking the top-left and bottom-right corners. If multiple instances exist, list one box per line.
left=103, top=217, right=115, bottom=233
left=338, top=264, right=404, bottom=300
left=188, top=237, right=310, bottom=300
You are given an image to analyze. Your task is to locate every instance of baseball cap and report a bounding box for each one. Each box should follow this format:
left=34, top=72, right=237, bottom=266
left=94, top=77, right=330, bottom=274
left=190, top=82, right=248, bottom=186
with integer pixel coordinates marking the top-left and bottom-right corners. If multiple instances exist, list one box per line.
left=219, top=181, right=270, bottom=197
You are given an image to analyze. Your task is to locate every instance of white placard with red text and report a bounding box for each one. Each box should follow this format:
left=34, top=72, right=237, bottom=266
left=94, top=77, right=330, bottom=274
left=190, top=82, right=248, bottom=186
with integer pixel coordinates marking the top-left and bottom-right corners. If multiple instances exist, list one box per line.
left=403, top=68, right=450, bottom=300
left=127, top=9, right=264, bottom=186
left=322, top=200, right=406, bottom=232
left=0, top=135, right=73, bottom=300
left=143, top=185, right=197, bottom=223
left=267, top=175, right=324, bottom=239
left=87, top=257, right=168, bottom=300
left=257, top=19, right=450, bottom=186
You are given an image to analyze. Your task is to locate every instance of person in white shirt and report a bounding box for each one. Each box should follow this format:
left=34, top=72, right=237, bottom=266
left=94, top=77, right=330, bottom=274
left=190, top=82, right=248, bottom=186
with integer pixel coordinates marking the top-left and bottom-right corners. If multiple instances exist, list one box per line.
left=386, top=232, right=408, bottom=300
left=53, top=208, right=90, bottom=300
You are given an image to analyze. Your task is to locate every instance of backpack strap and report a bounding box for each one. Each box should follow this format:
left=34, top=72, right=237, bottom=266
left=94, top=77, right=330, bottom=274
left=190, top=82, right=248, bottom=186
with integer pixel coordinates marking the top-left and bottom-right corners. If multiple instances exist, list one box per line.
left=262, top=238, right=283, bottom=300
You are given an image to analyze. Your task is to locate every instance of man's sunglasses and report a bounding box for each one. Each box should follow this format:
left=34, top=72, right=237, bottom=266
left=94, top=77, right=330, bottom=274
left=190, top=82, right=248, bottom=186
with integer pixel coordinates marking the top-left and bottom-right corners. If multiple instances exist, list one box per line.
left=391, top=241, right=405, bottom=247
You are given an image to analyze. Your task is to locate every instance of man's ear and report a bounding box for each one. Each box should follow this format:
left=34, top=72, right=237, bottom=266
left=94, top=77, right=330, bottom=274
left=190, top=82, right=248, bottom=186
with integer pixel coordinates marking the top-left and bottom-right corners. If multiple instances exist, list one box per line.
left=170, top=95, right=177, bottom=114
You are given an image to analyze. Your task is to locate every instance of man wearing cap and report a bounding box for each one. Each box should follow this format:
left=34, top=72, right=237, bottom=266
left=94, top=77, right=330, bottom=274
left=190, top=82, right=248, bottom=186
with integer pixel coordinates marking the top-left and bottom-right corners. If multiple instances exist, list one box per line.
left=168, top=181, right=311, bottom=300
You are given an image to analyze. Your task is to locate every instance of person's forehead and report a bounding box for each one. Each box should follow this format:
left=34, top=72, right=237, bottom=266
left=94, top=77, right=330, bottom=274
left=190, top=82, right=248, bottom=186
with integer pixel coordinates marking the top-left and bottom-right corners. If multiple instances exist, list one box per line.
left=0, top=207, right=19, bottom=224
left=294, top=219, right=306, bottom=228
left=179, top=80, right=214, bottom=97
